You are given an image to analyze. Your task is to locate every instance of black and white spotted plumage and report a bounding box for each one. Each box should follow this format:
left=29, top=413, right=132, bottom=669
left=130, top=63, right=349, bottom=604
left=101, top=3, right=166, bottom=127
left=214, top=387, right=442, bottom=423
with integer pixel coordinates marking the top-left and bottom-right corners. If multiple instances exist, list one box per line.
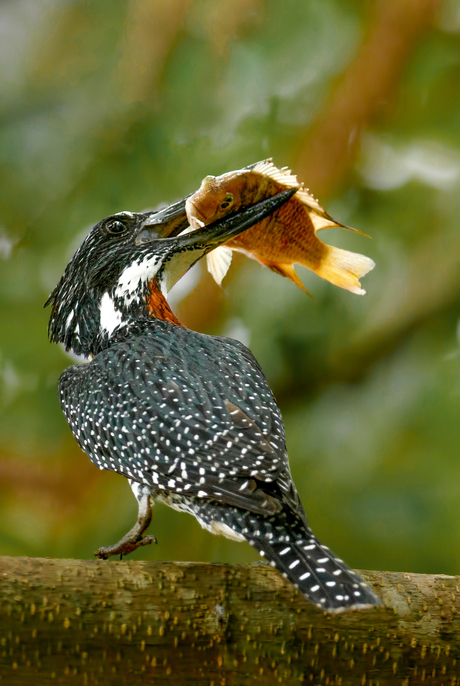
left=48, top=193, right=382, bottom=612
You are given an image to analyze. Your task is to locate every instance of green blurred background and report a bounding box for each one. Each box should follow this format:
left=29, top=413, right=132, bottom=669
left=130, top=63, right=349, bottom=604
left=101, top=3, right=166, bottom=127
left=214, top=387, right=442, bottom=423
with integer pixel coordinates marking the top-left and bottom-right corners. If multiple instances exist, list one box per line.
left=1, top=0, right=460, bottom=576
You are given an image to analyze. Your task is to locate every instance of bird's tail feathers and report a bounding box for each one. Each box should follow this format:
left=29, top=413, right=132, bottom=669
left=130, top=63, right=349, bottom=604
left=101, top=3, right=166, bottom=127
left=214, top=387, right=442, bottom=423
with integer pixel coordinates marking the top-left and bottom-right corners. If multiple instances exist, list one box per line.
left=253, top=530, right=382, bottom=613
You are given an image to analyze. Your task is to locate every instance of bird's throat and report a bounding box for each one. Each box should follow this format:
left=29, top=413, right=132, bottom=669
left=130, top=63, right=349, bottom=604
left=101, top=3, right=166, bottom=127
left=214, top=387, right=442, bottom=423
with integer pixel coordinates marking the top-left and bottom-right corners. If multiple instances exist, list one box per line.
left=146, top=280, right=184, bottom=327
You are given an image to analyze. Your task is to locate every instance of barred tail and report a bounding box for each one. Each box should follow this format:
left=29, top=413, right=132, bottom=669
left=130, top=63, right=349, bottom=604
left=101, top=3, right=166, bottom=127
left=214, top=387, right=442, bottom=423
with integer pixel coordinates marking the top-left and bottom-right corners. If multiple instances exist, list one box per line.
left=253, top=527, right=383, bottom=613
left=194, top=501, right=382, bottom=612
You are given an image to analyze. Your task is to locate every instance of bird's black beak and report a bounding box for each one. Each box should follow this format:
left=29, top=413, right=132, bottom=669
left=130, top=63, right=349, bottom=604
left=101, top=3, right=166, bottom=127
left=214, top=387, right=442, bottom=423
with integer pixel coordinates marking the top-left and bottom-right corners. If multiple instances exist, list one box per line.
left=136, top=186, right=297, bottom=293
left=138, top=197, right=191, bottom=240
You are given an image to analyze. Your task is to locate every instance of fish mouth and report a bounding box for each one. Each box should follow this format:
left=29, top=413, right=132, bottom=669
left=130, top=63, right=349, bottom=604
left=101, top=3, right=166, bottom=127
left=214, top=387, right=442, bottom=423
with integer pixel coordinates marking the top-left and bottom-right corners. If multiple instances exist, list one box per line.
left=185, top=202, right=206, bottom=230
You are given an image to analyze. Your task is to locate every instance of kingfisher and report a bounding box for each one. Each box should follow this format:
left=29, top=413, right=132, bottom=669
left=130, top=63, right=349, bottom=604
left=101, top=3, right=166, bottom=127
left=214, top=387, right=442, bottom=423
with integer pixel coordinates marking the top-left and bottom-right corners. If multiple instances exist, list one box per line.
left=46, top=187, right=382, bottom=612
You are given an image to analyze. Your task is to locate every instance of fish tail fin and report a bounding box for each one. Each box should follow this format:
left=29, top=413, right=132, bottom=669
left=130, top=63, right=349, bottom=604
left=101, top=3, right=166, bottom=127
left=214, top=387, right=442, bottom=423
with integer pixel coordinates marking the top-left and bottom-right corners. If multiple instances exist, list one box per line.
left=315, top=246, right=375, bottom=295
left=264, top=262, right=312, bottom=296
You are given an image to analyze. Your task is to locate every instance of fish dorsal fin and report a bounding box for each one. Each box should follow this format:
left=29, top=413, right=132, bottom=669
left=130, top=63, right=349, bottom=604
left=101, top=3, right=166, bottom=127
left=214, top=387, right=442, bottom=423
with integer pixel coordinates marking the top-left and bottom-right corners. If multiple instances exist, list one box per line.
left=252, top=159, right=300, bottom=190
left=294, top=186, right=370, bottom=236
left=251, top=160, right=341, bottom=230
left=249, top=160, right=368, bottom=237
left=293, top=186, right=346, bottom=231
left=206, top=246, right=233, bottom=286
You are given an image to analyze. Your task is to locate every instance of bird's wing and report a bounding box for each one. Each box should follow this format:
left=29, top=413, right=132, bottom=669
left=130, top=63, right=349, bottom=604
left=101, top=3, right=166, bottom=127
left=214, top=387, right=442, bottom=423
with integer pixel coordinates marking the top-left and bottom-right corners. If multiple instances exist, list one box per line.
left=58, top=325, right=298, bottom=517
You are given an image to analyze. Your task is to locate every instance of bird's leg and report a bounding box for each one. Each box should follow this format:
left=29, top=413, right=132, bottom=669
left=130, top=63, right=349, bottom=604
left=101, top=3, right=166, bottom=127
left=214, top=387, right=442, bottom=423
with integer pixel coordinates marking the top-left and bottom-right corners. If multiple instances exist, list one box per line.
left=94, top=491, right=157, bottom=560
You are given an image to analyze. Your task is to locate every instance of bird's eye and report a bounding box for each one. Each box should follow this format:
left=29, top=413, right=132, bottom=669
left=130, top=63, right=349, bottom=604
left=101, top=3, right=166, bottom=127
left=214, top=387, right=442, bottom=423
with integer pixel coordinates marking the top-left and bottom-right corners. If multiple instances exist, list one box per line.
left=220, top=193, right=234, bottom=210
left=105, top=220, right=127, bottom=235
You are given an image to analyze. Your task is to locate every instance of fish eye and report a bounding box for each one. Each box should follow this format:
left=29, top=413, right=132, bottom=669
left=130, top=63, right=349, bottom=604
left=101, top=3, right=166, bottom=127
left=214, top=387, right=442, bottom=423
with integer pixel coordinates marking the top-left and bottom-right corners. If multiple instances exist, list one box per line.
left=105, top=219, right=129, bottom=236
left=220, top=193, right=234, bottom=210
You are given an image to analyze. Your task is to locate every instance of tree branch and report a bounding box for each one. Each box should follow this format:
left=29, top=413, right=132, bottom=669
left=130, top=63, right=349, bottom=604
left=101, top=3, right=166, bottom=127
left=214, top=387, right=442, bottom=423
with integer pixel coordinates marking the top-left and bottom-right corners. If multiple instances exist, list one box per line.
left=1, top=556, right=459, bottom=684
left=296, top=0, right=442, bottom=196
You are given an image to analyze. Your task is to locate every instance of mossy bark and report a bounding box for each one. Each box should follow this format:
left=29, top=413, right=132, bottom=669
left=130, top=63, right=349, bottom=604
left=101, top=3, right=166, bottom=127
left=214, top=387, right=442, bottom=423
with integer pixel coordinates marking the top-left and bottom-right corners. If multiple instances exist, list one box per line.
left=0, top=557, right=459, bottom=684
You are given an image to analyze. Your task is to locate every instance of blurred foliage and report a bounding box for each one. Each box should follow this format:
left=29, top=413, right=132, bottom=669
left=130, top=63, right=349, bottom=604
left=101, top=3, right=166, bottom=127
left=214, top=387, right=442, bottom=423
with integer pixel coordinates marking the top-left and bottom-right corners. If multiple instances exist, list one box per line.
left=1, top=0, right=460, bottom=577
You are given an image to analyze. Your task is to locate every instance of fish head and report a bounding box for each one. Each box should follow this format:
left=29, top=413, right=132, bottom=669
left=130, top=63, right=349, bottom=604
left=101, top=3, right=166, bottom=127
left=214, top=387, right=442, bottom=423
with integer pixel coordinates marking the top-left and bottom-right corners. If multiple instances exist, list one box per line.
left=186, top=173, right=239, bottom=229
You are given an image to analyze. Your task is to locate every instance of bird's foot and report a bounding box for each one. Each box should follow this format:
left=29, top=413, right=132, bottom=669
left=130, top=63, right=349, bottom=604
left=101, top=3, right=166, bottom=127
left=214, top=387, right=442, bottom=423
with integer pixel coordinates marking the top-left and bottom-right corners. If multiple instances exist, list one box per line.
left=95, top=534, right=157, bottom=560
left=94, top=490, right=156, bottom=560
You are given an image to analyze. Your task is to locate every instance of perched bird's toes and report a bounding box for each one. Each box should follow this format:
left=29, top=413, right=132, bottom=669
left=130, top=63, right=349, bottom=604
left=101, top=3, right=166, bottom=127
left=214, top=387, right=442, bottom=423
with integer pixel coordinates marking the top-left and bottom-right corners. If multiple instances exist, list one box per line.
left=94, top=534, right=157, bottom=560
left=138, top=534, right=158, bottom=548
left=94, top=546, right=113, bottom=560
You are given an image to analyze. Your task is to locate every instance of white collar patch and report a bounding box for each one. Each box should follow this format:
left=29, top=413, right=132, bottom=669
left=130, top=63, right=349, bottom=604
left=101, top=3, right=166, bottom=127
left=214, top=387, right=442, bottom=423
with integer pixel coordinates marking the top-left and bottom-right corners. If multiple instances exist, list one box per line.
left=115, top=254, right=161, bottom=303
left=100, top=292, right=125, bottom=335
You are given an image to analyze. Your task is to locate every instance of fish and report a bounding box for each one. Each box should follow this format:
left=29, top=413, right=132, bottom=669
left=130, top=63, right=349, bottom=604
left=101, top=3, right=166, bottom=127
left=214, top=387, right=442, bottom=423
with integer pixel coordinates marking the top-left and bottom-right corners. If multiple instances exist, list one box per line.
left=185, top=159, right=375, bottom=295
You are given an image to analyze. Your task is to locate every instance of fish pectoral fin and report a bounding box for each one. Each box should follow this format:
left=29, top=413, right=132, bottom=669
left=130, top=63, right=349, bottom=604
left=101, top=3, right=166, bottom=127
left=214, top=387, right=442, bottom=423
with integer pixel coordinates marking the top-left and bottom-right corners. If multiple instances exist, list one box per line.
left=263, top=262, right=311, bottom=296
left=206, top=246, right=233, bottom=286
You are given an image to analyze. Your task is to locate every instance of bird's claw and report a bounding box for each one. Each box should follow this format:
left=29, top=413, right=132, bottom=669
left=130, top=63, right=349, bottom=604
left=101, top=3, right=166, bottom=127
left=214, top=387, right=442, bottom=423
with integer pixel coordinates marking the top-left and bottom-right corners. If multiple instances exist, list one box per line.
left=94, top=534, right=157, bottom=560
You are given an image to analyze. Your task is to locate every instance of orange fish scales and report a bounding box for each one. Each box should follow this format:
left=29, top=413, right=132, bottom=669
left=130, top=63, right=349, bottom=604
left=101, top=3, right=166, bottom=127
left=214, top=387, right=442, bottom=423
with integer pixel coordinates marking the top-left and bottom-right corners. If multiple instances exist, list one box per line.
left=185, top=159, right=375, bottom=294
left=227, top=201, right=327, bottom=267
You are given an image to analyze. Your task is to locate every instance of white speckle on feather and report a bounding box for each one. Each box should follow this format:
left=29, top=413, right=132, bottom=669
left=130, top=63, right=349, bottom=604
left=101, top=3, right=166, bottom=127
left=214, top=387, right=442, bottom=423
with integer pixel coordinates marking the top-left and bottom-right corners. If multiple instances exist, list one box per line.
left=100, top=292, right=125, bottom=335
